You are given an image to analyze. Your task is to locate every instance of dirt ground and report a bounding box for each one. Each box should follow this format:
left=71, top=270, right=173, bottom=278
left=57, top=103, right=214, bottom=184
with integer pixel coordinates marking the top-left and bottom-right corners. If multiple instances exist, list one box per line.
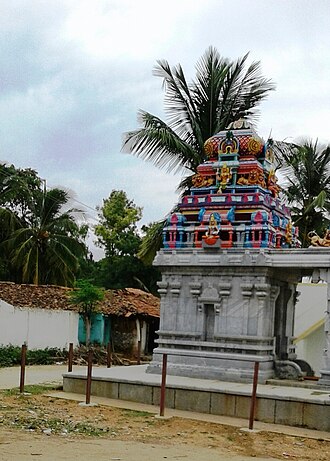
left=0, top=387, right=329, bottom=461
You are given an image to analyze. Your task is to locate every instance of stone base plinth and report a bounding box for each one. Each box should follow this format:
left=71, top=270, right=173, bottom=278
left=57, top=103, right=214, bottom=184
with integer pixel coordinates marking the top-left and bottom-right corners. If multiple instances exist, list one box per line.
left=318, top=370, right=330, bottom=388
left=62, top=365, right=330, bottom=432
left=147, top=348, right=274, bottom=383
left=151, top=248, right=330, bottom=383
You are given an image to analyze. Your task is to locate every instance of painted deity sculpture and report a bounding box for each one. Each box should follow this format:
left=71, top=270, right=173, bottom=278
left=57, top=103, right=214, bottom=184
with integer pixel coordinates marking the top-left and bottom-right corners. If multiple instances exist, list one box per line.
left=216, top=163, right=232, bottom=192
left=162, top=119, right=300, bottom=249
left=308, top=229, right=330, bottom=247
left=206, top=213, right=220, bottom=236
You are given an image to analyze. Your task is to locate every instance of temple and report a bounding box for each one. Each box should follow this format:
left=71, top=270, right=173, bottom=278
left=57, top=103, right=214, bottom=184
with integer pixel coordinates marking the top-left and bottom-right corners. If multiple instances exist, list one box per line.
left=162, top=119, right=299, bottom=251
left=147, top=120, right=330, bottom=385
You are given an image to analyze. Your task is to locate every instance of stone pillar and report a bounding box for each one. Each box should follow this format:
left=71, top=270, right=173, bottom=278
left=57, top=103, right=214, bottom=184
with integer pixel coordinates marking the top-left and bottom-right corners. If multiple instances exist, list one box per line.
left=217, top=281, right=231, bottom=334
left=168, top=277, right=182, bottom=329
left=269, top=286, right=280, bottom=339
left=157, top=279, right=169, bottom=330
left=317, top=269, right=330, bottom=387
left=255, top=283, right=270, bottom=336
left=241, top=281, right=254, bottom=334
left=274, top=285, right=293, bottom=360
left=189, top=279, right=202, bottom=334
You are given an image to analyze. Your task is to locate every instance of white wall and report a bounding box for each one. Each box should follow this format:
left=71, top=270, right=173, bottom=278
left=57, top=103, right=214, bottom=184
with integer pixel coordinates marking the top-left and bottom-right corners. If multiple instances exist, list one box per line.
left=294, top=283, right=326, bottom=376
left=0, top=300, right=79, bottom=350
left=295, top=283, right=326, bottom=335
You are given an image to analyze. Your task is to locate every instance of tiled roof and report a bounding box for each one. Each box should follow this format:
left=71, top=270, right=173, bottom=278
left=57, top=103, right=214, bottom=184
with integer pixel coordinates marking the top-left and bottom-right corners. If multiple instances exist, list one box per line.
left=103, top=288, right=160, bottom=318
left=0, top=282, right=160, bottom=318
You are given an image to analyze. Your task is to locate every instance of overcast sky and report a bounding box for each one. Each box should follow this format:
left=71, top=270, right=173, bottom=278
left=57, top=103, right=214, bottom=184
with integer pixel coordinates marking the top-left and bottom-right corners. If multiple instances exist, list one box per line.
left=1, top=0, right=330, bottom=257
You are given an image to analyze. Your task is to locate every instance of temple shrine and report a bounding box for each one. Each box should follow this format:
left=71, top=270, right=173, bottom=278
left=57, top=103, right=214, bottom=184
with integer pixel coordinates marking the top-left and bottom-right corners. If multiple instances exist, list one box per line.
left=148, top=120, right=330, bottom=386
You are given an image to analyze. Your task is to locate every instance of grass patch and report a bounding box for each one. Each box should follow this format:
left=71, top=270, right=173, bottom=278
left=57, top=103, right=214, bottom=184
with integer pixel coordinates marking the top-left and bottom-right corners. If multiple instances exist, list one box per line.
left=11, top=416, right=104, bottom=436
left=71, top=422, right=104, bottom=436
left=2, top=384, right=59, bottom=396
left=123, top=409, right=152, bottom=418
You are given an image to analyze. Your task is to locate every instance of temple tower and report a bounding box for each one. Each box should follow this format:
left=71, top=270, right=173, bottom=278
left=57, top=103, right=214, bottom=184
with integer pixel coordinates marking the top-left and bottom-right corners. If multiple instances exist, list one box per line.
left=147, top=120, right=325, bottom=383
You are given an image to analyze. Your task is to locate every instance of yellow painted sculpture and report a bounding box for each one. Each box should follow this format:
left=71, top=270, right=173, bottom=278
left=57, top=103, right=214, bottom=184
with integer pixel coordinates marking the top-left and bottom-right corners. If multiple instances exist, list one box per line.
left=217, top=163, right=232, bottom=192
left=285, top=220, right=293, bottom=245
left=237, top=169, right=266, bottom=188
left=192, top=174, right=214, bottom=188
left=308, top=230, right=330, bottom=247
left=267, top=169, right=281, bottom=198
left=206, top=213, right=220, bottom=236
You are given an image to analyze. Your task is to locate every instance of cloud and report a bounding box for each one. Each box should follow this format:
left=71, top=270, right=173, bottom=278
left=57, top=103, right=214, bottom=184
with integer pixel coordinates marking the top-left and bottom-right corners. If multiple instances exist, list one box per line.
left=62, top=0, right=207, bottom=61
left=1, top=0, right=330, bottom=258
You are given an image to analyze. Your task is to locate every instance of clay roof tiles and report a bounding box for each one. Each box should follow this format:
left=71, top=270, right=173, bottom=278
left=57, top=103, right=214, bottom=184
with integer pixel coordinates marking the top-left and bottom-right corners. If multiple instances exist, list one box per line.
left=0, top=282, right=160, bottom=318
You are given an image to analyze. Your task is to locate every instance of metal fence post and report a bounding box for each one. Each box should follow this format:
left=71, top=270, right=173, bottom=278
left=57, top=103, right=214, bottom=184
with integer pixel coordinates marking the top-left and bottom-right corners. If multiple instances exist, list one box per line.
left=107, top=341, right=112, bottom=368
left=19, top=344, right=27, bottom=393
left=159, top=353, right=168, bottom=417
left=249, top=361, right=259, bottom=430
left=86, top=350, right=93, bottom=405
left=68, top=342, right=73, bottom=372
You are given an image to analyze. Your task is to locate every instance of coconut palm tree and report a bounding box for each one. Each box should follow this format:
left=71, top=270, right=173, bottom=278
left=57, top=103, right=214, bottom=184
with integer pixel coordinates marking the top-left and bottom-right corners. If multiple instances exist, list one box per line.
left=122, top=47, right=275, bottom=262
left=279, top=140, right=330, bottom=247
left=1, top=187, right=86, bottom=286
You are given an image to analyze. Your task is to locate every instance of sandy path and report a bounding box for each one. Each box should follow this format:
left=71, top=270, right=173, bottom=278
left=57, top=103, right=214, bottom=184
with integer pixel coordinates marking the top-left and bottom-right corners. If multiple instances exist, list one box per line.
left=0, top=430, right=279, bottom=461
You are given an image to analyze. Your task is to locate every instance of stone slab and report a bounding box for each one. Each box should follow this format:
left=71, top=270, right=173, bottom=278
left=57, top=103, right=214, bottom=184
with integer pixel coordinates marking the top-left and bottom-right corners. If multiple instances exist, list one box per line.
left=118, top=382, right=153, bottom=405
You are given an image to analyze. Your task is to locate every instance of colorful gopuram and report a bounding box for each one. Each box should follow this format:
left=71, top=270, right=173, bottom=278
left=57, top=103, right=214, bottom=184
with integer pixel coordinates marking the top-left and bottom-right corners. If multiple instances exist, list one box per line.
left=162, top=119, right=300, bottom=250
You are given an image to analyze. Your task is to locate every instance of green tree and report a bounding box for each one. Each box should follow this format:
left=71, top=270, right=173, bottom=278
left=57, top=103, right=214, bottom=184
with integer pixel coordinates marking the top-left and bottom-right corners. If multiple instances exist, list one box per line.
left=122, top=47, right=274, bottom=260
left=0, top=164, right=44, bottom=279
left=95, top=190, right=142, bottom=257
left=279, top=140, right=330, bottom=246
left=0, top=163, right=42, bottom=223
left=68, top=280, right=105, bottom=345
left=1, top=187, right=87, bottom=286
left=93, top=190, right=160, bottom=293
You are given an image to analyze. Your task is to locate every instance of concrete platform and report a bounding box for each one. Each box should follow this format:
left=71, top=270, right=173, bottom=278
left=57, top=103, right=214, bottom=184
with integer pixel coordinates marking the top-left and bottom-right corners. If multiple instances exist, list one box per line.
left=63, top=365, right=330, bottom=432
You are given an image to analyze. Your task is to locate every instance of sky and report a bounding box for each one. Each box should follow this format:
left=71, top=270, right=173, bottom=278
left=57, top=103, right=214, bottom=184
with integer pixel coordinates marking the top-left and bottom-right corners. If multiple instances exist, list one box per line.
left=1, top=0, right=330, bottom=258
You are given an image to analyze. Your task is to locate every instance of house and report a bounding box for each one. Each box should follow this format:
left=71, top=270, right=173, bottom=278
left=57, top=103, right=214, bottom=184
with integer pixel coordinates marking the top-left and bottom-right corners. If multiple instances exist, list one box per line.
left=0, top=282, right=160, bottom=356
left=78, top=288, right=160, bottom=356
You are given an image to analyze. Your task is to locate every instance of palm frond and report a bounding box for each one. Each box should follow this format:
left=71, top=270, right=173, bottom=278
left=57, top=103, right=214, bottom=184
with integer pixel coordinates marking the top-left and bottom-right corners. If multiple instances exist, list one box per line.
left=122, top=111, right=200, bottom=173
left=192, top=46, right=230, bottom=141
left=41, top=188, right=69, bottom=226
left=218, top=54, right=275, bottom=130
left=176, top=174, right=195, bottom=195
left=138, top=220, right=166, bottom=264
left=153, top=59, right=198, bottom=143
left=278, top=139, right=330, bottom=245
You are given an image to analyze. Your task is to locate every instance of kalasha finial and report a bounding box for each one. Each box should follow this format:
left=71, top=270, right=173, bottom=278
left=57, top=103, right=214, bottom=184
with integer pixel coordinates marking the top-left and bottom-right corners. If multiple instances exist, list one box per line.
left=226, top=118, right=251, bottom=130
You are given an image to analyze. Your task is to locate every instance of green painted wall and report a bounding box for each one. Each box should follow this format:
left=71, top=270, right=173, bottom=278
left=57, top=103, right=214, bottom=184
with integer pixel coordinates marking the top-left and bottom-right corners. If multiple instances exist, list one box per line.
left=78, top=314, right=111, bottom=345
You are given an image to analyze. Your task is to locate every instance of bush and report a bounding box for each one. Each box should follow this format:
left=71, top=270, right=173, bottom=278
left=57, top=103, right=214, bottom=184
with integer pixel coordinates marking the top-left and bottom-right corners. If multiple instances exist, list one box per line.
left=0, top=345, right=67, bottom=367
left=27, top=348, right=67, bottom=365
left=0, top=345, right=21, bottom=367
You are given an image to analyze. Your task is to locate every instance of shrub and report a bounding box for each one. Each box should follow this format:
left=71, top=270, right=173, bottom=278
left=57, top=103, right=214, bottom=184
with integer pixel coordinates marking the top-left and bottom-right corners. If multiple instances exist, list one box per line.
left=0, top=345, right=21, bottom=367
left=0, top=345, right=67, bottom=367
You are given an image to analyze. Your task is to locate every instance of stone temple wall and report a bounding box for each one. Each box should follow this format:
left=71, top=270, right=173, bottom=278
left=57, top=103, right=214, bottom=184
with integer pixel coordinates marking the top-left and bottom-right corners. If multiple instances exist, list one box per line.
left=147, top=248, right=330, bottom=384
